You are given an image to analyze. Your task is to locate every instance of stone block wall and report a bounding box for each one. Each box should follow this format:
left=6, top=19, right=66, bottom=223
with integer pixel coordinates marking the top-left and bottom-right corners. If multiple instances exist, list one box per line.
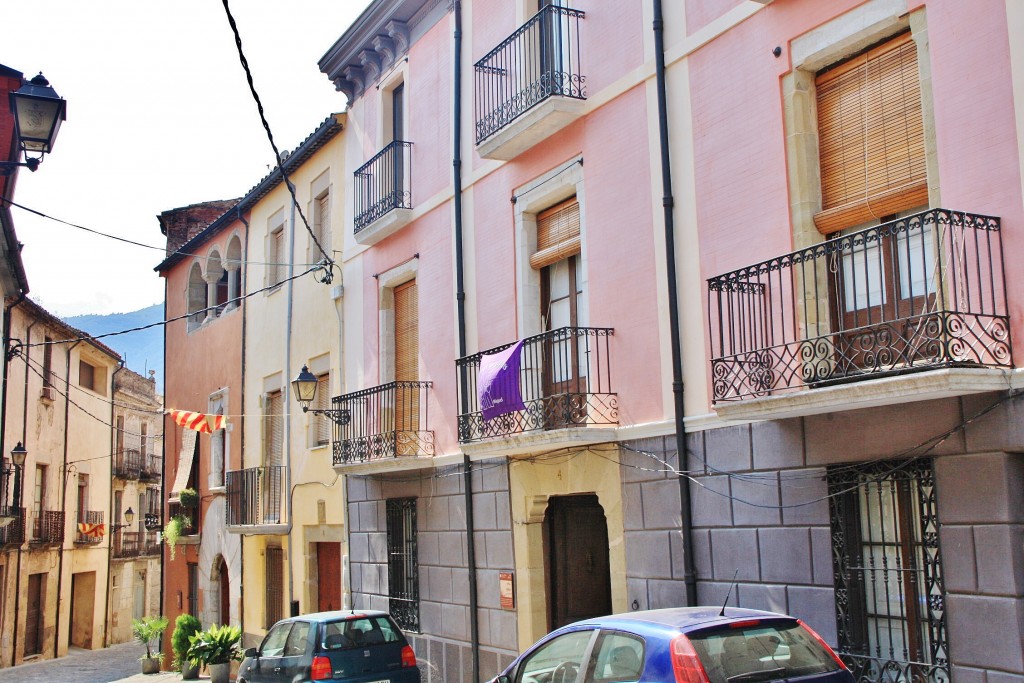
left=346, top=457, right=517, bottom=683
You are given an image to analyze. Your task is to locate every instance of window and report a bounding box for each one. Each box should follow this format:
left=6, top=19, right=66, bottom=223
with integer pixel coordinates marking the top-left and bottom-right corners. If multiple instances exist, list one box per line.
left=76, top=474, right=88, bottom=520
left=265, top=546, right=284, bottom=628
left=264, top=391, right=284, bottom=467
left=116, top=416, right=125, bottom=456
left=140, top=422, right=149, bottom=458
left=386, top=498, right=419, bottom=632
left=315, top=374, right=331, bottom=447
left=827, top=459, right=947, bottom=680
left=226, top=235, right=243, bottom=309
left=517, top=630, right=595, bottom=683
left=42, top=337, right=52, bottom=388
left=267, top=210, right=286, bottom=287
left=260, top=620, right=291, bottom=658
left=587, top=632, right=645, bottom=683
left=187, top=262, right=207, bottom=330
left=284, top=621, right=311, bottom=657
left=393, top=281, right=419, bottom=454
left=187, top=563, right=199, bottom=617
left=814, top=32, right=926, bottom=235
left=79, top=360, right=95, bottom=391
left=310, top=172, right=332, bottom=257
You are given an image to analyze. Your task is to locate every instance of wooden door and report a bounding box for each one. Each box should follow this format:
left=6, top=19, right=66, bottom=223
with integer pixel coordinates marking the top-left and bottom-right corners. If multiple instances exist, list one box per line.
left=25, top=573, right=44, bottom=655
left=219, top=560, right=230, bottom=626
left=546, top=495, right=611, bottom=630
left=317, top=543, right=342, bottom=612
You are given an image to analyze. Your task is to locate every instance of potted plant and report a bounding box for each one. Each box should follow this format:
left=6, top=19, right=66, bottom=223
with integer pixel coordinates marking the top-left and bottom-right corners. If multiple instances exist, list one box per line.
left=187, top=624, right=243, bottom=683
left=163, top=513, right=192, bottom=559
left=179, top=487, right=200, bottom=509
left=131, top=615, right=169, bottom=674
left=172, top=613, right=202, bottom=679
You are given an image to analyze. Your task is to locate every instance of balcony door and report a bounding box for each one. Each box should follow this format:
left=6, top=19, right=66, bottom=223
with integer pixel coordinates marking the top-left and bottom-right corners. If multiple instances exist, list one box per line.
left=394, top=280, right=419, bottom=455
left=389, top=83, right=406, bottom=204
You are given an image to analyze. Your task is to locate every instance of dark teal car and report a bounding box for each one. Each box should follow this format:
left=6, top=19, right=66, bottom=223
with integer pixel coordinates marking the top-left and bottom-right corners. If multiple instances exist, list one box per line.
left=238, top=610, right=419, bottom=683
left=489, top=607, right=854, bottom=683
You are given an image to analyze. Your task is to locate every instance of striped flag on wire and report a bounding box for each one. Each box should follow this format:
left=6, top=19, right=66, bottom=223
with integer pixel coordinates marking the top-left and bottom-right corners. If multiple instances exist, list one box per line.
left=170, top=409, right=227, bottom=434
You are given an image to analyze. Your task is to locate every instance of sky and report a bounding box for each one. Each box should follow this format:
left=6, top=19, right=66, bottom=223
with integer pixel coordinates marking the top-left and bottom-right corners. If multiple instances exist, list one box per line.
left=4, top=0, right=373, bottom=317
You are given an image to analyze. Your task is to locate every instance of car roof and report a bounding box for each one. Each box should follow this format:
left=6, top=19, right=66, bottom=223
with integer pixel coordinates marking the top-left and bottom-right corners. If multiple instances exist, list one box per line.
left=275, top=609, right=393, bottom=625
left=565, top=607, right=797, bottom=636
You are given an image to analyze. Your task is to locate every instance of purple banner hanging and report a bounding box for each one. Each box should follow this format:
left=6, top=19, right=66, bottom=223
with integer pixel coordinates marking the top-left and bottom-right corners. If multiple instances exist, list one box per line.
left=478, top=340, right=526, bottom=421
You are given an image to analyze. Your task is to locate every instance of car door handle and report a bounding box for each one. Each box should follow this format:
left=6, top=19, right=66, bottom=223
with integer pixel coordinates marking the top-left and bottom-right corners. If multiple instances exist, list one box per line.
left=274, top=667, right=282, bottom=673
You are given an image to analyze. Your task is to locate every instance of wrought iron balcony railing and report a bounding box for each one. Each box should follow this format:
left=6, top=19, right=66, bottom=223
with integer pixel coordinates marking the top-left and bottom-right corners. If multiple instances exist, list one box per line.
left=74, top=510, right=104, bottom=544
left=140, top=455, right=162, bottom=481
left=168, top=502, right=199, bottom=535
left=113, top=448, right=142, bottom=479
left=474, top=4, right=586, bottom=144
left=30, top=509, right=65, bottom=545
left=708, top=209, right=1011, bottom=402
left=225, top=466, right=286, bottom=527
left=332, top=381, right=433, bottom=465
left=457, top=326, right=616, bottom=443
left=143, top=530, right=161, bottom=555
left=113, top=530, right=142, bottom=558
left=354, top=140, right=413, bottom=233
left=0, top=507, right=25, bottom=547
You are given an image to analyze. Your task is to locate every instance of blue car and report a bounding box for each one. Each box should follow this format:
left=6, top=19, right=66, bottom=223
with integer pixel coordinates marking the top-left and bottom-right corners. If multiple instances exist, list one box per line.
left=238, top=609, right=419, bottom=683
left=489, top=607, right=854, bottom=683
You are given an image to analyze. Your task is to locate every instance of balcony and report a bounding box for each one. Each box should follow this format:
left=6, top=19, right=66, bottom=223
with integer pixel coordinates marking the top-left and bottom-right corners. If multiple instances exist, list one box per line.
left=708, top=209, right=1011, bottom=416
left=475, top=4, right=586, bottom=160
left=142, top=531, right=161, bottom=556
left=225, top=466, right=287, bottom=532
left=74, top=510, right=104, bottom=545
left=140, top=454, right=162, bottom=482
left=113, top=531, right=142, bottom=559
left=113, top=448, right=142, bottom=479
left=0, top=507, right=25, bottom=547
left=331, top=381, right=433, bottom=467
left=353, top=140, right=413, bottom=246
left=29, top=509, right=65, bottom=546
left=457, top=327, right=617, bottom=449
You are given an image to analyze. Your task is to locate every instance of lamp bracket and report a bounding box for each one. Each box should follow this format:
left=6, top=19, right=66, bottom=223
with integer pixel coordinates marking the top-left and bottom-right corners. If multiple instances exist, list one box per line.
left=306, top=407, right=351, bottom=426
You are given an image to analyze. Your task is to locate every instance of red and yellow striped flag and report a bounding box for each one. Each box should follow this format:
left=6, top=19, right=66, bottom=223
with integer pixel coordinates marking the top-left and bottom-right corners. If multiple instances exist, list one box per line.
left=170, top=409, right=227, bottom=434
left=78, top=522, right=105, bottom=538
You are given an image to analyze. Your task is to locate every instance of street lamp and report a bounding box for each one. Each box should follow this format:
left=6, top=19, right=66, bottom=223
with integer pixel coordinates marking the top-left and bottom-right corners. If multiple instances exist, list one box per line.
left=1, top=72, right=67, bottom=175
left=0, top=442, right=28, bottom=530
left=112, top=507, right=135, bottom=534
left=291, top=365, right=349, bottom=425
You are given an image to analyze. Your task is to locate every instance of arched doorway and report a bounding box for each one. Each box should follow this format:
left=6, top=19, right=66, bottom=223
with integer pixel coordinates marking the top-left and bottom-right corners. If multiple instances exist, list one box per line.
left=545, top=494, right=612, bottom=629
left=218, top=557, right=230, bottom=625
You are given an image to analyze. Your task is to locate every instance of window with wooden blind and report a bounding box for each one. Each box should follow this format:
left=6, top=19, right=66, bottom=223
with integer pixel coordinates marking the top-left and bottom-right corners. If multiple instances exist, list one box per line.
left=814, top=32, right=927, bottom=235
left=315, top=374, right=331, bottom=446
left=394, top=281, right=419, bottom=453
left=265, top=391, right=284, bottom=467
left=530, top=197, right=580, bottom=269
left=265, top=546, right=284, bottom=628
left=269, top=227, right=285, bottom=285
left=314, top=189, right=331, bottom=253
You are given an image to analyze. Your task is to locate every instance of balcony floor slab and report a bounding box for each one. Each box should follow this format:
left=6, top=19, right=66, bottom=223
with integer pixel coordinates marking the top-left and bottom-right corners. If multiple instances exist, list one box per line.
left=461, top=426, right=618, bottom=458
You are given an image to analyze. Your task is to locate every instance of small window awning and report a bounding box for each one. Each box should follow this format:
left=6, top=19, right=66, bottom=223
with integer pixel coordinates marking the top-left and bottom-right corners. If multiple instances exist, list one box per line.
left=168, top=428, right=198, bottom=502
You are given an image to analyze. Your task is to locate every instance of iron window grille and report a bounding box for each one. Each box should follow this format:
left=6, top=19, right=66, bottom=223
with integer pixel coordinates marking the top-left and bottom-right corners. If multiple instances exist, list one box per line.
left=827, top=458, right=948, bottom=682
left=386, top=497, right=419, bottom=632
left=266, top=546, right=284, bottom=628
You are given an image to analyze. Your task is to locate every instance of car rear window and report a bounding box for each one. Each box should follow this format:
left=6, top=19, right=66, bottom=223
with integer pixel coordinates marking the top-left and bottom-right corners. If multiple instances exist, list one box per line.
left=687, top=620, right=841, bottom=683
left=320, top=616, right=402, bottom=650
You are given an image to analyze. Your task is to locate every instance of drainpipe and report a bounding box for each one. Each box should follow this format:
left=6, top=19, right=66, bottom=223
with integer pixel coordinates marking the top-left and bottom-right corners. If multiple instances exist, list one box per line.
left=653, top=0, right=697, bottom=607
left=3, top=292, right=25, bottom=666
left=105, top=360, right=126, bottom=646
left=237, top=207, right=250, bottom=631
left=452, top=2, right=480, bottom=681
left=158, top=290, right=167, bottom=646
left=54, top=339, right=81, bottom=658
left=284, top=190, right=297, bottom=616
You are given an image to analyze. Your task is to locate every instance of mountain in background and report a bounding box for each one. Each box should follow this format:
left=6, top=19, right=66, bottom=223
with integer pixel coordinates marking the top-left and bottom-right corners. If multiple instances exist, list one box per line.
left=65, top=304, right=164, bottom=392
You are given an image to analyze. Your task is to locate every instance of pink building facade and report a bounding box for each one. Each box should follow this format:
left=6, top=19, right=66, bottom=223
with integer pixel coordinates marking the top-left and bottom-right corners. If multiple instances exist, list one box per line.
left=316, top=1, right=1024, bottom=682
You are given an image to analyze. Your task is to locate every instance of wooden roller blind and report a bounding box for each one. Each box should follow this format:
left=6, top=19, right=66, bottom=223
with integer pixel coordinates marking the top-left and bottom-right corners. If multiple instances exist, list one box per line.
left=316, top=374, right=331, bottom=445
left=394, top=280, right=419, bottom=382
left=814, top=32, right=927, bottom=234
left=266, top=390, right=283, bottom=467
left=530, top=197, right=581, bottom=269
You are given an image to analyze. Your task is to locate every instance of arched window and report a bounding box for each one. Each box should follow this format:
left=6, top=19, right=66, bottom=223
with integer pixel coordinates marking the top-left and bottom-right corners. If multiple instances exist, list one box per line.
left=226, top=236, right=243, bottom=310
left=187, top=263, right=206, bottom=330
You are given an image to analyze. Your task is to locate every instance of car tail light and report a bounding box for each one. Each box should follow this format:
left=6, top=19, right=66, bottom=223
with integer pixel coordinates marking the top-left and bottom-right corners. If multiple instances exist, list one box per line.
left=670, top=634, right=710, bottom=683
left=728, top=620, right=761, bottom=629
left=797, top=619, right=848, bottom=670
left=401, top=644, right=417, bottom=668
left=311, top=655, right=333, bottom=680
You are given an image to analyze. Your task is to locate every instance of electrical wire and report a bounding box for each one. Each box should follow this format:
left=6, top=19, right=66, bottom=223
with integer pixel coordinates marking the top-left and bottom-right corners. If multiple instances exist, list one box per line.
left=220, top=0, right=334, bottom=277
left=1, top=196, right=326, bottom=270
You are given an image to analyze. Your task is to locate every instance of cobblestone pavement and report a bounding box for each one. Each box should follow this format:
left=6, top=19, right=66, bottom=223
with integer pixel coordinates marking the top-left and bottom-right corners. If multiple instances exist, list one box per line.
left=0, top=642, right=181, bottom=683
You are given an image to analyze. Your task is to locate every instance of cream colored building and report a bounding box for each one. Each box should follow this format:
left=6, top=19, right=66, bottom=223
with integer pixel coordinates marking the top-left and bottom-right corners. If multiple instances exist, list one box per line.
left=107, top=367, right=163, bottom=645
left=230, top=114, right=348, bottom=646
left=0, top=298, right=119, bottom=664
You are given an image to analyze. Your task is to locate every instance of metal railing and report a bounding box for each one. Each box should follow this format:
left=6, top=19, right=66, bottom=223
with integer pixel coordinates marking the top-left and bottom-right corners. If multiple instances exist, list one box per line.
left=456, top=326, right=616, bottom=442
left=354, top=140, right=413, bottom=232
left=113, top=531, right=142, bottom=558
left=708, top=209, right=1011, bottom=402
left=74, top=510, right=104, bottom=544
left=113, top=448, right=142, bottom=479
left=140, top=455, right=162, bottom=481
left=30, top=509, right=65, bottom=545
left=0, top=507, right=25, bottom=546
left=332, top=381, right=433, bottom=465
left=168, top=502, right=198, bottom=535
left=225, top=466, right=286, bottom=527
left=142, top=530, right=161, bottom=556
left=475, top=3, right=586, bottom=144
